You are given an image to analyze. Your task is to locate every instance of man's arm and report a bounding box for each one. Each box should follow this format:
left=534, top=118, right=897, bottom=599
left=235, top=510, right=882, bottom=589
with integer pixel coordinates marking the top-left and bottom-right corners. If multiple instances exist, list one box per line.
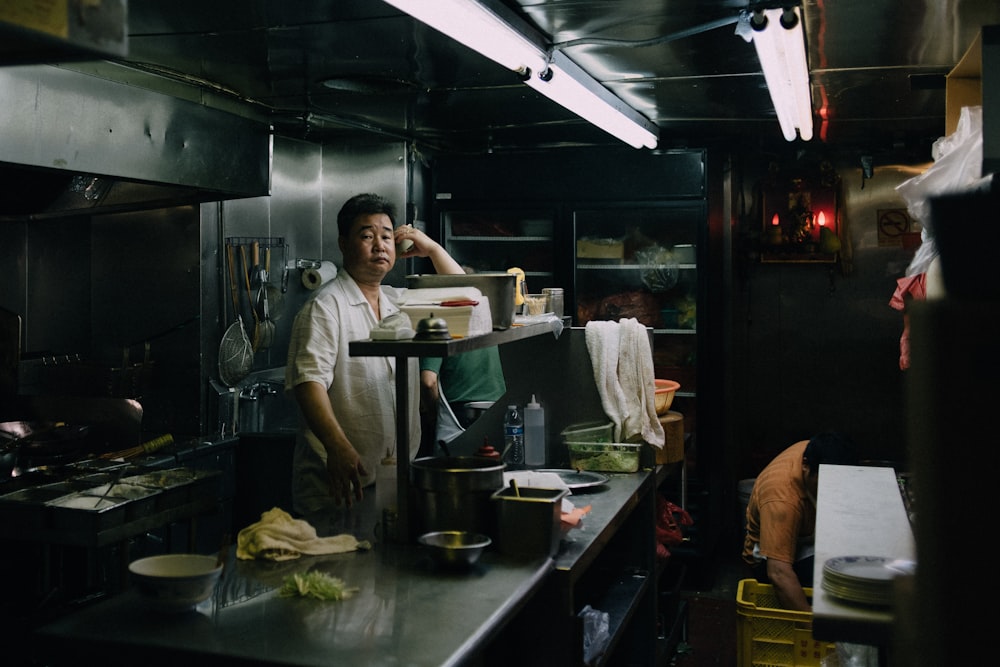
left=765, top=558, right=811, bottom=611
left=293, top=381, right=367, bottom=506
left=420, top=369, right=440, bottom=403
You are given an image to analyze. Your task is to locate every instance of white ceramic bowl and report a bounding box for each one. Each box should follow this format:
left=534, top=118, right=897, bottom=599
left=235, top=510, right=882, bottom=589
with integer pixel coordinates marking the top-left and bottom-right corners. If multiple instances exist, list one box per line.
left=129, top=554, right=223, bottom=612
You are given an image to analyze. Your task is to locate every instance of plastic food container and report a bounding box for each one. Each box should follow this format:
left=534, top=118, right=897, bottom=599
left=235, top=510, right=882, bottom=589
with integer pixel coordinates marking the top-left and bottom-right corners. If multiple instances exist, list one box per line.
left=560, top=421, right=614, bottom=445
left=566, top=442, right=641, bottom=473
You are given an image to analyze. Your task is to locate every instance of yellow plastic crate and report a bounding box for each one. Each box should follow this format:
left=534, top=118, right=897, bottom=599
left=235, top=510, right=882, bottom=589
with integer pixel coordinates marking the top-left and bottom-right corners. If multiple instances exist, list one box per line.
left=736, top=579, right=836, bottom=667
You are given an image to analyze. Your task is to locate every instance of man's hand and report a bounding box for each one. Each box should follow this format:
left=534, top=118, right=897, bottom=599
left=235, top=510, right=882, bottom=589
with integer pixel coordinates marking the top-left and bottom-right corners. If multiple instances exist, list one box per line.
left=293, top=381, right=368, bottom=507
left=324, top=442, right=368, bottom=507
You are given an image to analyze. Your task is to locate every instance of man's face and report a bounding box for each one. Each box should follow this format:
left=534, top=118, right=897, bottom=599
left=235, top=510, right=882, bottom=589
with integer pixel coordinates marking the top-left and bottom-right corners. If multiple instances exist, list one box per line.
left=340, top=213, right=396, bottom=285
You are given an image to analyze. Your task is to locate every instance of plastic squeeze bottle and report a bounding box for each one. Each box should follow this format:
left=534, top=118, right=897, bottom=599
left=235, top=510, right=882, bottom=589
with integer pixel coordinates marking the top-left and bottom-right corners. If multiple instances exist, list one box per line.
left=524, top=394, right=546, bottom=466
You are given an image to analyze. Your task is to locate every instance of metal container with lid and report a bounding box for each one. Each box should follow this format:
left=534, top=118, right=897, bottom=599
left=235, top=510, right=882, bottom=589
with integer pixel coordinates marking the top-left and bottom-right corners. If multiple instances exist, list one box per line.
left=541, top=288, right=564, bottom=317
left=410, top=456, right=505, bottom=539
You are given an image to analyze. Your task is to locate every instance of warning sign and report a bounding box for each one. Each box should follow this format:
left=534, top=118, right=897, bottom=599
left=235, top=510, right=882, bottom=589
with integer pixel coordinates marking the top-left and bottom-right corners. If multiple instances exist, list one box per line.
left=877, top=209, right=921, bottom=248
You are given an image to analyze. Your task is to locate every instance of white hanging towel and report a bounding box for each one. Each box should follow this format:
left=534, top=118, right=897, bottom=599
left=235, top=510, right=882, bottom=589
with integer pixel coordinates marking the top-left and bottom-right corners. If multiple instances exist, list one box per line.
left=585, top=318, right=665, bottom=447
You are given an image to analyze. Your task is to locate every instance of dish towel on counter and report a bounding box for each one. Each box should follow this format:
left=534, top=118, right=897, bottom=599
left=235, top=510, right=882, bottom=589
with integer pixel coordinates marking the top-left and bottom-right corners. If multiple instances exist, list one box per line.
left=585, top=318, right=664, bottom=447
left=237, top=507, right=372, bottom=561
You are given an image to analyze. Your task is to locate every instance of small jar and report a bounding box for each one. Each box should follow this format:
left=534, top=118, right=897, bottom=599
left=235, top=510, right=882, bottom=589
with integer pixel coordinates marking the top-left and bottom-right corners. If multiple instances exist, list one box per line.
left=542, top=287, right=564, bottom=317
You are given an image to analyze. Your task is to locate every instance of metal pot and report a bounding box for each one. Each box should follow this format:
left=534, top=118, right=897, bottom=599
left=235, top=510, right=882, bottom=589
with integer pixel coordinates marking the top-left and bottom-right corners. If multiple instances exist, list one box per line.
left=410, top=456, right=505, bottom=538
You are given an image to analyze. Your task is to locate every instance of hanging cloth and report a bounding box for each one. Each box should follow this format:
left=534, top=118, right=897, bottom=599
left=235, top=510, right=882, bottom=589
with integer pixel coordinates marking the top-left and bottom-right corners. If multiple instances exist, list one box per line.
left=585, top=318, right=664, bottom=446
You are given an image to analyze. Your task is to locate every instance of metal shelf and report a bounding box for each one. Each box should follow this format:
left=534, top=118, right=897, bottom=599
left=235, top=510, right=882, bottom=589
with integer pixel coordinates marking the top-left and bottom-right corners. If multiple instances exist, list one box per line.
left=349, top=321, right=556, bottom=541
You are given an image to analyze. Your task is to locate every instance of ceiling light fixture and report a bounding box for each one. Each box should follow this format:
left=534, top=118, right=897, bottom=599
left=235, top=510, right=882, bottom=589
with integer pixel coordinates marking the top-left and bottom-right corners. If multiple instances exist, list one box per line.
left=381, top=0, right=658, bottom=149
left=750, top=6, right=813, bottom=142
left=528, top=52, right=658, bottom=149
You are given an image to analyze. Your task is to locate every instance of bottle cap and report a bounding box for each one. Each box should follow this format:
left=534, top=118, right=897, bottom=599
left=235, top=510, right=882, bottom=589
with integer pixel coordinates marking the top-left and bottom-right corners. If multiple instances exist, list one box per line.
left=527, top=394, right=540, bottom=408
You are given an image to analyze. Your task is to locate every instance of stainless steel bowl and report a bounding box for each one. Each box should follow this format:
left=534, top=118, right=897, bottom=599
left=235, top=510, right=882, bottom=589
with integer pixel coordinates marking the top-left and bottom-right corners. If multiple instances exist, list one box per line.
left=418, top=530, right=491, bottom=568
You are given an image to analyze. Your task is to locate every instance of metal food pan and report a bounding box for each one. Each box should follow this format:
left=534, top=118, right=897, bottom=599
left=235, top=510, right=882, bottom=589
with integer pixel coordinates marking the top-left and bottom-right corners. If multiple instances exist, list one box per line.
left=79, top=483, right=161, bottom=521
left=46, top=492, right=127, bottom=532
left=65, top=472, right=116, bottom=491
left=0, top=482, right=74, bottom=531
left=123, top=467, right=219, bottom=511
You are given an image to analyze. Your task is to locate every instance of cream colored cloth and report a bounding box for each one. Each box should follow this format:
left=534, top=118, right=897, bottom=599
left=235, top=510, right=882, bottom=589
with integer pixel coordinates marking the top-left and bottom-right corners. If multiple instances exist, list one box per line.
left=584, top=318, right=664, bottom=447
left=236, top=507, right=371, bottom=561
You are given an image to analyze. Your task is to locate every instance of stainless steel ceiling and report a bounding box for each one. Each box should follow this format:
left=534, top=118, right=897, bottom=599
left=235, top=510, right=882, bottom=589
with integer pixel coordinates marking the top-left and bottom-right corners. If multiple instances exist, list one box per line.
left=43, top=1, right=1000, bottom=154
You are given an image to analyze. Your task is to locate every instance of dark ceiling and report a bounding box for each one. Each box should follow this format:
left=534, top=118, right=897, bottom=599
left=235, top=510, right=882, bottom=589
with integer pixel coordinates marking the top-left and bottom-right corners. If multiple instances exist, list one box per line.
left=30, top=1, right=1000, bottom=156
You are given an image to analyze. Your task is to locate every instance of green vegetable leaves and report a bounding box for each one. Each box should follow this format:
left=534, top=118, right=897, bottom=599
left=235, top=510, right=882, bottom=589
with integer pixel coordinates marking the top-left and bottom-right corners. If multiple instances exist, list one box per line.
left=278, top=571, right=359, bottom=601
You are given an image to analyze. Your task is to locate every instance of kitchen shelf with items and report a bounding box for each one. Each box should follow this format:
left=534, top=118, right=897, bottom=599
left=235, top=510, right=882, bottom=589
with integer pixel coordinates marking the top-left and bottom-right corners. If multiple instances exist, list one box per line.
left=441, top=208, right=557, bottom=281
left=572, top=203, right=704, bottom=400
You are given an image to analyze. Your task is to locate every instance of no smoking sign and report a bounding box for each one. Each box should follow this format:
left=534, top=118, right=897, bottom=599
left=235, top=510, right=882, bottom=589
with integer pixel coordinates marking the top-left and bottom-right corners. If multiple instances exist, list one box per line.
left=877, top=208, right=920, bottom=247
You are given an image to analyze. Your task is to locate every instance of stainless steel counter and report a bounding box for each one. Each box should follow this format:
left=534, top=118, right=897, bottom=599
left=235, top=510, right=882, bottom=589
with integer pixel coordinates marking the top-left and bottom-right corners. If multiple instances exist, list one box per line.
left=33, top=471, right=654, bottom=666
left=33, top=489, right=550, bottom=666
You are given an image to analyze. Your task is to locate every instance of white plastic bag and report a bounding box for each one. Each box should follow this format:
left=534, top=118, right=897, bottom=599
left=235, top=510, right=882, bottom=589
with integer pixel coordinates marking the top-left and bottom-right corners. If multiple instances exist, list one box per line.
left=895, top=106, right=992, bottom=276
left=579, top=604, right=610, bottom=666
left=826, top=641, right=879, bottom=667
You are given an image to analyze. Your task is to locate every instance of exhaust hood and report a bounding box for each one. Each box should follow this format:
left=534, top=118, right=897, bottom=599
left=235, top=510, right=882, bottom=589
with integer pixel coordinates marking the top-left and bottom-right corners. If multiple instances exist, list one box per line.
left=0, top=164, right=248, bottom=221
left=0, top=64, right=271, bottom=220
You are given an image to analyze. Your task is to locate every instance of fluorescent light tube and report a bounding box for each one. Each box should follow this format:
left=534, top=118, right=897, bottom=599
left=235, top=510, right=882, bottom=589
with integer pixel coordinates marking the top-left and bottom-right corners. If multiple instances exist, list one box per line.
left=382, top=0, right=546, bottom=74
left=526, top=51, right=659, bottom=149
left=751, top=7, right=813, bottom=141
left=383, top=0, right=658, bottom=149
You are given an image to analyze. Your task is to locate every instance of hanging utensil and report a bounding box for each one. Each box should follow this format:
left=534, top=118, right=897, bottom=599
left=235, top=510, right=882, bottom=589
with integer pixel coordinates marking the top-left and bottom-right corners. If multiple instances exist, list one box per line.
left=254, top=246, right=275, bottom=349
left=280, top=243, right=289, bottom=294
left=241, top=245, right=261, bottom=351
left=261, top=246, right=284, bottom=320
left=257, top=270, right=275, bottom=349
left=218, top=243, right=253, bottom=386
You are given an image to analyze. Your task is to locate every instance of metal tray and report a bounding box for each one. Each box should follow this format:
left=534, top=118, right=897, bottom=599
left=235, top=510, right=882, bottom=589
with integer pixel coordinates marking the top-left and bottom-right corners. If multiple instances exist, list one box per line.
left=536, top=469, right=609, bottom=490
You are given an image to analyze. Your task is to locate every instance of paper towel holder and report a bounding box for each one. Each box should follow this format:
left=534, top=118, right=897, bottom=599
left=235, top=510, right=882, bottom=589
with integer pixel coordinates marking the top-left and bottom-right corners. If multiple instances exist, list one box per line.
left=296, top=259, right=322, bottom=270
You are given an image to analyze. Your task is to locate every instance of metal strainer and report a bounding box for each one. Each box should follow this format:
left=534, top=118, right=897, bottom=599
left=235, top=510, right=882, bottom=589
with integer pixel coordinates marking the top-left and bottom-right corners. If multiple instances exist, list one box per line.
left=219, top=315, right=253, bottom=386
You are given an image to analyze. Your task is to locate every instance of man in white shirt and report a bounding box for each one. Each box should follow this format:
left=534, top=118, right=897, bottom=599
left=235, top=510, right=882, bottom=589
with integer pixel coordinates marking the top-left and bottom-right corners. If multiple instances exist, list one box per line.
left=285, top=193, right=463, bottom=525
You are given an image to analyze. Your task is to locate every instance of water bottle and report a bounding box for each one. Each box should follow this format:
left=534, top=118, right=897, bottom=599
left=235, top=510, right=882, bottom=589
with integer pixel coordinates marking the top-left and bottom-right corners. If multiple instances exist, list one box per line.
left=524, top=394, right=546, bottom=466
left=503, top=404, right=524, bottom=465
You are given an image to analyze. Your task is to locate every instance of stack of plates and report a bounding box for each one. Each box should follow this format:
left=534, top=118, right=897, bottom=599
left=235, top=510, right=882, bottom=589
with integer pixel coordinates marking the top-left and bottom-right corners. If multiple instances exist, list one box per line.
left=821, top=555, right=916, bottom=606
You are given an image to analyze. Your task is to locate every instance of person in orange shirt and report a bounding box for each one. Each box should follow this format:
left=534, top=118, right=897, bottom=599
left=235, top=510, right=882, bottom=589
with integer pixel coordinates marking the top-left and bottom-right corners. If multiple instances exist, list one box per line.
left=742, top=432, right=858, bottom=611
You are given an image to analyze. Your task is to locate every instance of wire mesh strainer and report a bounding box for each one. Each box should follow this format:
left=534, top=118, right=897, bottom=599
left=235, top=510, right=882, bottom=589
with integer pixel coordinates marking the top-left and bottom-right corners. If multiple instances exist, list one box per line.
left=219, top=315, right=253, bottom=386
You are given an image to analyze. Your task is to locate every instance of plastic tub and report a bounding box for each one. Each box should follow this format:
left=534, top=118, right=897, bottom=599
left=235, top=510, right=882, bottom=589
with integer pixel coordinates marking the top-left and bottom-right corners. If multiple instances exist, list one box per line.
left=559, top=421, right=614, bottom=445
left=566, top=442, right=641, bottom=473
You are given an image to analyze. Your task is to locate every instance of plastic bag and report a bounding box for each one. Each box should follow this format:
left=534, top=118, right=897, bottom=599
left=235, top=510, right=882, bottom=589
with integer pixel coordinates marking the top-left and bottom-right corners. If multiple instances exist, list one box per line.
left=895, top=106, right=991, bottom=276
left=820, top=641, right=879, bottom=667
left=579, top=604, right=610, bottom=666
left=635, top=245, right=679, bottom=292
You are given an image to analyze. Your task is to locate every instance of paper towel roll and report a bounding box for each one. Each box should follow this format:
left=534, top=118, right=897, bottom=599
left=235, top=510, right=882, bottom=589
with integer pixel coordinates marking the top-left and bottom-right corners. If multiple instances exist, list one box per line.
left=302, top=261, right=337, bottom=290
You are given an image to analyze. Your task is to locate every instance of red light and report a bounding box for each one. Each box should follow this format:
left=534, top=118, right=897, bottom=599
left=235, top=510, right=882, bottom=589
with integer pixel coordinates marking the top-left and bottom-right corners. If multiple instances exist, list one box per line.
left=817, top=211, right=826, bottom=227
left=771, top=213, right=780, bottom=226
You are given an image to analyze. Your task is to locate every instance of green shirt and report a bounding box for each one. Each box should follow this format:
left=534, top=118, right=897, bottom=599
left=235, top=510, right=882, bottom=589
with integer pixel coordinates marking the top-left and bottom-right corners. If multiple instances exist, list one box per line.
left=420, top=347, right=506, bottom=403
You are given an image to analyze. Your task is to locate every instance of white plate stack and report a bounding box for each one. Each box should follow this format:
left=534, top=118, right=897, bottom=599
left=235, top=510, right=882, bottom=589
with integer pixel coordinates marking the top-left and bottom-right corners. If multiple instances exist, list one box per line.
left=822, top=555, right=916, bottom=606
